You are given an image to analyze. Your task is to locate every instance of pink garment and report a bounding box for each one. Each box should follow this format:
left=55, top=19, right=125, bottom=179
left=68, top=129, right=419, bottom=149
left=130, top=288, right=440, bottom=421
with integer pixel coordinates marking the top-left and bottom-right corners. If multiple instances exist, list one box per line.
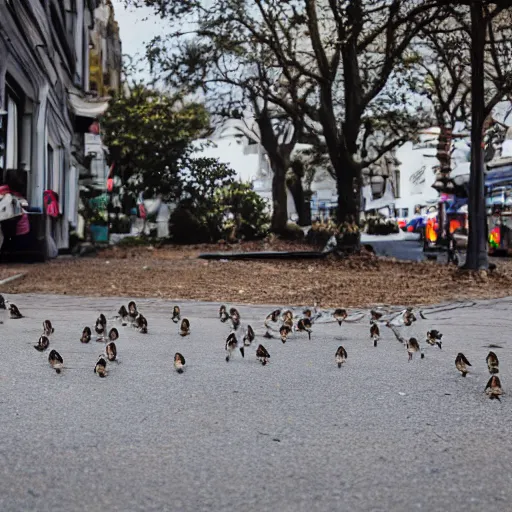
left=16, top=212, right=30, bottom=236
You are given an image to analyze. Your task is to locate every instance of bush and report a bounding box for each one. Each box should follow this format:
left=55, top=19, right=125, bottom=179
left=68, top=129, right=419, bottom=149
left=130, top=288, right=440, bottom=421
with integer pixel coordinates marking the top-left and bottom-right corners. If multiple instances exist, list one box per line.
left=169, top=205, right=213, bottom=244
left=365, top=217, right=399, bottom=235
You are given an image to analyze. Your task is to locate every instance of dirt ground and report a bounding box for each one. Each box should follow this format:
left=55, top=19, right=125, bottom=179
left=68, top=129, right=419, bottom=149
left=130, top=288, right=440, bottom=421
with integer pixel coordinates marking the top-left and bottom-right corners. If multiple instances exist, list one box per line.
left=2, top=239, right=512, bottom=308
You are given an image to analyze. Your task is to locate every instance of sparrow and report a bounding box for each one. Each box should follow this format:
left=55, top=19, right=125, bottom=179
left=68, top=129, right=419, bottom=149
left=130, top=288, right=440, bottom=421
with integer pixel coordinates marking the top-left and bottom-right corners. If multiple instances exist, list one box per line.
left=407, top=337, right=420, bottom=361
left=282, top=309, right=294, bottom=324
left=128, top=301, right=138, bottom=320
left=230, top=308, right=241, bottom=331
left=174, top=352, right=186, bottom=373
left=404, top=308, right=416, bottom=326
left=335, top=346, right=347, bottom=368
left=219, top=305, right=229, bottom=323
left=94, top=354, right=108, bottom=378
left=333, top=308, right=348, bottom=326
left=243, top=325, right=255, bottom=347
left=48, top=349, right=63, bottom=374
left=105, top=341, right=117, bottom=362
left=455, top=352, right=471, bottom=377
left=225, top=332, right=239, bottom=362
left=486, top=351, right=499, bottom=374
left=179, top=318, right=190, bottom=337
left=370, top=322, right=380, bottom=347
left=296, top=318, right=312, bottom=340
left=426, top=330, right=443, bottom=349
left=42, top=320, right=54, bottom=337
left=9, top=304, right=23, bottom=319
left=172, top=305, right=181, bottom=324
left=134, top=314, right=148, bottom=334
left=280, top=324, right=291, bottom=343
left=370, top=309, right=383, bottom=322
left=117, top=305, right=129, bottom=325
left=34, top=335, right=50, bottom=352
left=95, top=315, right=106, bottom=341
left=108, top=327, right=119, bottom=341
left=264, top=309, right=281, bottom=329
left=485, top=375, right=503, bottom=400
left=256, top=344, right=270, bottom=366
left=80, top=327, right=91, bottom=344
left=0, top=294, right=5, bottom=309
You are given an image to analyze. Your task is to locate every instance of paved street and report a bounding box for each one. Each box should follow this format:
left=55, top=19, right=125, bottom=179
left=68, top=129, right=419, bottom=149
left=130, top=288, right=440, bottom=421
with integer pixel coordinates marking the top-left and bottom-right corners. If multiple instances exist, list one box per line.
left=365, top=238, right=425, bottom=261
left=1, top=294, right=512, bottom=512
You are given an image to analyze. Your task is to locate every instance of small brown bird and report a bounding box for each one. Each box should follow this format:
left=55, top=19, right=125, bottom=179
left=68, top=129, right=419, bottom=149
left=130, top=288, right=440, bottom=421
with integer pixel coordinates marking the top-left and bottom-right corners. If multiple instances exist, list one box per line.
left=118, top=305, right=129, bottom=325
left=485, top=375, right=503, bottom=400
left=335, top=346, right=347, bottom=368
left=128, top=301, right=138, bottom=320
left=282, top=309, right=294, bottom=323
left=134, top=314, right=148, bottom=334
left=80, top=327, right=91, bottom=344
left=486, top=351, right=499, bottom=374
left=426, top=330, right=442, bottom=349
left=0, top=294, right=5, bottom=310
left=256, top=344, right=270, bottom=366
left=264, top=309, right=281, bottom=328
left=105, top=341, right=117, bottom=362
left=9, top=304, right=23, bottom=319
left=108, top=327, right=119, bottom=341
left=94, top=354, right=108, bottom=378
left=48, top=349, right=63, bottom=374
left=280, top=324, right=291, bottom=343
left=370, top=322, right=380, bottom=347
left=333, top=308, right=348, bottom=326
left=219, top=305, right=229, bottom=323
left=296, top=318, right=312, bottom=340
left=42, top=320, right=54, bottom=336
left=34, top=335, right=50, bottom=352
left=243, top=325, right=255, bottom=347
left=455, top=352, right=472, bottom=377
left=230, top=308, right=241, bottom=330
left=172, top=305, right=181, bottom=324
left=174, top=352, right=186, bottom=373
left=404, top=308, right=416, bottom=326
left=179, top=318, right=190, bottom=337
left=95, top=314, right=106, bottom=341
left=407, top=337, right=420, bottom=361
left=225, top=332, right=238, bottom=362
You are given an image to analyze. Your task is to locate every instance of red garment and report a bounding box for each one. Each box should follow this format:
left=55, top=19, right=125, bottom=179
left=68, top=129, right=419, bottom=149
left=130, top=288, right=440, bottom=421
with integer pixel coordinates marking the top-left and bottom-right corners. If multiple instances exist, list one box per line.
left=16, top=213, right=30, bottom=235
left=43, top=190, right=60, bottom=218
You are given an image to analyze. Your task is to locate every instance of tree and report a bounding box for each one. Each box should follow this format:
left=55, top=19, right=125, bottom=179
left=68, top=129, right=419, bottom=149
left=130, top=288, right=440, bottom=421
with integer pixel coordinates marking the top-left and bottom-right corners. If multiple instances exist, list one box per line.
left=129, top=0, right=444, bottom=248
left=101, top=82, right=210, bottom=204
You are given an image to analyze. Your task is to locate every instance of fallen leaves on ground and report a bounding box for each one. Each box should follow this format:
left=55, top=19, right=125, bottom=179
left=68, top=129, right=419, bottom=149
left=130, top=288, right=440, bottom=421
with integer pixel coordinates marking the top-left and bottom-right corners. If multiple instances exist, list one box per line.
left=2, top=241, right=512, bottom=307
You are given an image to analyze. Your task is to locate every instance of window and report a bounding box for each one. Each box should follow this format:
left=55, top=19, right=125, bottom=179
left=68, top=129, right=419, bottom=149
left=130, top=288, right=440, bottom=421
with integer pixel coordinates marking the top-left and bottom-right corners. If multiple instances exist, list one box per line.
left=401, top=208, right=409, bottom=218
left=47, top=145, right=54, bottom=190
left=394, top=169, right=400, bottom=198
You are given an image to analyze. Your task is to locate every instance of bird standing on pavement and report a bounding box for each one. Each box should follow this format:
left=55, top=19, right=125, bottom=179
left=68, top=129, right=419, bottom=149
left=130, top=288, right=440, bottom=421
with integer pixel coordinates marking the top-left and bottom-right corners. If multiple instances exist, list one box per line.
left=128, top=301, right=138, bottom=321
left=280, top=324, right=291, bottom=343
left=108, top=327, right=119, bottom=341
left=404, top=308, right=416, bottom=327
left=174, top=352, right=186, bottom=373
left=407, top=337, right=420, bottom=361
left=172, top=305, right=181, bottom=324
left=0, top=294, right=5, bottom=310
left=486, top=351, right=499, bottom=374
left=219, top=305, right=229, bottom=323
left=455, top=352, right=472, bottom=377
left=485, top=375, right=503, bottom=400
left=48, top=349, right=63, bottom=374
left=225, top=332, right=239, bottom=362
left=243, top=325, right=255, bottom=347
left=230, top=308, right=241, bottom=331
left=426, top=330, right=442, bottom=349
left=296, top=318, right=312, bottom=340
left=105, top=341, right=117, bottom=362
left=256, top=344, right=270, bottom=366
left=179, top=318, right=190, bottom=337
left=34, top=335, right=50, bottom=352
left=81, top=327, right=91, bottom=344
left=117, top=305, right=129, bottom=325
left=370, top=322, right=380, bottom=347
left=94, top=354, right=108, bottom=378
left=335, top=346, right=347, bottom=368
left=42, top=320, right=54, bottom=337
left=95, top=314, right=106, bottom=341
left=134, top=314, right=148, bottom=334
left=333, top=308, right=348, bottom=326
left=9, top=304, right=23, bottom=319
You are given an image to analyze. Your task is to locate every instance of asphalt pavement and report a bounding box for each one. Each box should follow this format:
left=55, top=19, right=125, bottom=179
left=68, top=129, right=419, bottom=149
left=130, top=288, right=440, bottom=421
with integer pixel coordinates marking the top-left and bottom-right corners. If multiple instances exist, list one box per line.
left=1, top=294, right=512, bottom=512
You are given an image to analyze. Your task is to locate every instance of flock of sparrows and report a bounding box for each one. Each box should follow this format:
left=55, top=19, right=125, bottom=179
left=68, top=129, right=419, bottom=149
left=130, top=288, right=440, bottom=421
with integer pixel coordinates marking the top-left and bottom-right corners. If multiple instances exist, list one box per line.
left=0, top=293, right=504, bottom=399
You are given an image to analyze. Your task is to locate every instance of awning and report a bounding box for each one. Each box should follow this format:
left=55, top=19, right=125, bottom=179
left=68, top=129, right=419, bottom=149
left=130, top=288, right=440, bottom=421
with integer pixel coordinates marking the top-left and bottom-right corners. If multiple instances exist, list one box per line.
left=67, top=87, right=111, bottom=119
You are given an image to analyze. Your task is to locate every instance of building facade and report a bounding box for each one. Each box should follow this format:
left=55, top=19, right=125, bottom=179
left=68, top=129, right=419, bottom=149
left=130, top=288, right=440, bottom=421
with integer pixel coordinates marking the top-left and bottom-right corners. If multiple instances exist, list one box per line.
left=0, top=0, right=119, bottom=255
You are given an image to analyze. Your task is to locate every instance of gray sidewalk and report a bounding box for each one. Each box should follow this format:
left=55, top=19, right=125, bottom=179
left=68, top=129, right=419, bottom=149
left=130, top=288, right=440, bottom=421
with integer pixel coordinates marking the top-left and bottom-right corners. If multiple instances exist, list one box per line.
left=1, top=294, right=511, bottom=512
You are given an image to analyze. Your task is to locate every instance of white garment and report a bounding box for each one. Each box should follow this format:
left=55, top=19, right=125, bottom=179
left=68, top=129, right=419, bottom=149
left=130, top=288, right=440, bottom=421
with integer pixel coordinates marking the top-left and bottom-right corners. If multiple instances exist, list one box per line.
left=0, top=194, right=23, bottom=222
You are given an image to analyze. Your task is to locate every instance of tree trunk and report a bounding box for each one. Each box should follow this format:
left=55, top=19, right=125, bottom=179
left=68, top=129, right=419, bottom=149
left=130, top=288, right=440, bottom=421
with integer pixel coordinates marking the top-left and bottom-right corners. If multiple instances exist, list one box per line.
left=288, top=160, right=312, bottom=226
left=465, top=1, right=488, bottom=271
left=270, top=160, right=288, bottom=233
